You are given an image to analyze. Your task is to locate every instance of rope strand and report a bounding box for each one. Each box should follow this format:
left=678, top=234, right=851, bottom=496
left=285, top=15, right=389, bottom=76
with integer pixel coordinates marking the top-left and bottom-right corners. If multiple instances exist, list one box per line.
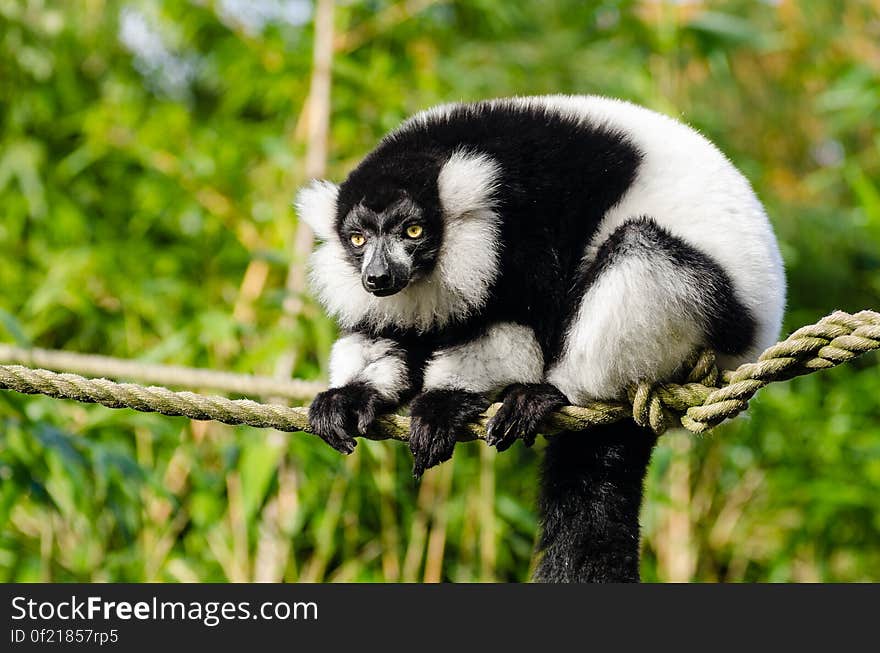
left=0, top=309, right=877, bottom=441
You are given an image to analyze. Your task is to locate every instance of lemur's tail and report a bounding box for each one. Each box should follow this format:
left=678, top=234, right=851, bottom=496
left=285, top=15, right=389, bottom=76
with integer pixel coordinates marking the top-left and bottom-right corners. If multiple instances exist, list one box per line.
left=533, top=419, right=658, bottom=583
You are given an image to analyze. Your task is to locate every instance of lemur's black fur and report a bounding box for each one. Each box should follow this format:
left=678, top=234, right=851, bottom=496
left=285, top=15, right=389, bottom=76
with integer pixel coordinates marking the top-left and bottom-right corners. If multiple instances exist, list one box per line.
left=304, top=98, right=771, bottom=582
left=308, top=382, right=391, bottom=454
left=487, top=383, right=568, bottom=452
left=410, top=390, right=491, bottom=477
left=535, top=420, right=657, bottom=583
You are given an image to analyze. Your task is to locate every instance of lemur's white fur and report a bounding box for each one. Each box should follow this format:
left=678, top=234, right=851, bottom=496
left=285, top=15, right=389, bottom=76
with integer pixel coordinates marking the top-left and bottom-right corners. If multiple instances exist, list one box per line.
left=295, top=179, right=339, bottom=241
left=422, top=323, right=544, bottom=394
left=327, top=333, right=408, bottom=401
left=546, top=224, right=708, bottom=403
left=300, top=150, right=502, bottom=332
left=437, top=149, right=502, bottom=220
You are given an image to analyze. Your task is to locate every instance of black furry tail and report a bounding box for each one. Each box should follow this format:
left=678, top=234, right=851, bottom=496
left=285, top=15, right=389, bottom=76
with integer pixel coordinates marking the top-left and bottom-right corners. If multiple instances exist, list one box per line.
left=533, top=419, right=658, bottom=583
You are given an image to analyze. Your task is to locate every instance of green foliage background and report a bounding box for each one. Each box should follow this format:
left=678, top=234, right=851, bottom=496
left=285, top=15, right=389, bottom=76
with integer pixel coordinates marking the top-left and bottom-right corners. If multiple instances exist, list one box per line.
left=1, top=0, right=878, bottom=582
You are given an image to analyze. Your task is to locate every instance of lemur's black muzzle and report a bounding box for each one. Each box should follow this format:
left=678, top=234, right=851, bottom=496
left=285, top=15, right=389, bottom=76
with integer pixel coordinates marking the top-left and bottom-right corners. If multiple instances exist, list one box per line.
left=363, top=270, right=397, bottom=295
left=362, top=240, right=409, bottom=297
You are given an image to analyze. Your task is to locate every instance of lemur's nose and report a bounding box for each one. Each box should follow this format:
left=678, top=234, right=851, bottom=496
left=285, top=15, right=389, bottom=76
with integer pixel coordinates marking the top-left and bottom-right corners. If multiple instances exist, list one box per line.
left=364, top=273, right=391, bottom=290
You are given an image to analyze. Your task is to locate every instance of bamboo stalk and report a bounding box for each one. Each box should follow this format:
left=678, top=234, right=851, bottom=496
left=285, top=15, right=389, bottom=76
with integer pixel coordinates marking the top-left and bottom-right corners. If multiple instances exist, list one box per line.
left=275, top=0, right=335, bottom=381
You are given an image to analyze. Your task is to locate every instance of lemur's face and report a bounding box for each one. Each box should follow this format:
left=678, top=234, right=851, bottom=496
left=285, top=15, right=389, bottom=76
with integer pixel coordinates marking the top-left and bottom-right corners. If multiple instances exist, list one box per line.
left=338, top=194, right=442, bottom=297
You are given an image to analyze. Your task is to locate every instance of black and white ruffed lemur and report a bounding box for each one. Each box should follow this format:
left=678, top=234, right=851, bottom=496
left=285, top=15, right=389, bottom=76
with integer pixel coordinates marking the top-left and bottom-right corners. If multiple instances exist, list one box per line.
left=297, top=96, right=786, bottom=582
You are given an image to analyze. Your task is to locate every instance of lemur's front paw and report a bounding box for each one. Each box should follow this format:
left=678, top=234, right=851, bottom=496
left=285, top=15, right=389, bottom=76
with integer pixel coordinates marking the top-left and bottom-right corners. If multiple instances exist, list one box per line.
left=409, top=390, right=490, bottom=477
left=486, top=383, right=568, bottom=451
left=308, top=383, right=388, bottom=455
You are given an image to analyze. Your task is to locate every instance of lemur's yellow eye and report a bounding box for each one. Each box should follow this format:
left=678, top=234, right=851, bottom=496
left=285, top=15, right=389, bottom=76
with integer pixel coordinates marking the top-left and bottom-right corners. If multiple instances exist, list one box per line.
left=406, top=224, right=423, bottom=239
left=350, top=233, right=365, bottom=247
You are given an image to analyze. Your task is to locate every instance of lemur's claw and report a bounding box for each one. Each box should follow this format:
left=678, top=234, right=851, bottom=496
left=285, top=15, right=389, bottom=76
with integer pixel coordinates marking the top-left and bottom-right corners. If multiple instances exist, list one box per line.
left=308, top=383, right=386, bottom=455
left=409, top=417, right=458, bottom=477
left=485, top=409, right=522, bottom=451
left=408, top=389, right=491, bottom=477
left=486, top=383, right=568, bottom=451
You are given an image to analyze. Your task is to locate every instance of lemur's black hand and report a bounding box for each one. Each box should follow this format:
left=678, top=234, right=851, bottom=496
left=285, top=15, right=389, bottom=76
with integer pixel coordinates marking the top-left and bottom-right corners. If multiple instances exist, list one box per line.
left=308, top=383, right=388, bottom=455
left=409, top=389, right=490, bottom=477
left=486, top=383, right=568, bottom=451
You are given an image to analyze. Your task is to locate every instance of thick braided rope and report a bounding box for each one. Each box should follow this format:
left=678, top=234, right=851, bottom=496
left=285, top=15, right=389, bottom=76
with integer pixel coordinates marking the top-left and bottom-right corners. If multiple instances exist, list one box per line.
left=0, top=310, right=877, bottom=442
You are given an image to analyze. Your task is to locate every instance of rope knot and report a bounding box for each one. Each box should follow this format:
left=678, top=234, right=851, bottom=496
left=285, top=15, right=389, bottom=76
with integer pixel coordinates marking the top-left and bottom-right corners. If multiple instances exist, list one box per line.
left=629, top=382, right=673, bottom=433
left=627, top=350, right=724, bottom=435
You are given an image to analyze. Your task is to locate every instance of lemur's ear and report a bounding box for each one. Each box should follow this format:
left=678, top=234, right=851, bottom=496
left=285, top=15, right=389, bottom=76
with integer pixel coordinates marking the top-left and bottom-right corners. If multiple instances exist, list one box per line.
left=295, top=180, right=339, bottom=241
left=437, top=150, right=501, bottom=219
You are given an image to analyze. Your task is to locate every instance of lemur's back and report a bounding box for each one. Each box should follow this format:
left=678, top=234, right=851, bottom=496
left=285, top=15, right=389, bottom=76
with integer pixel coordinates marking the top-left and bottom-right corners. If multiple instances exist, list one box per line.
left=364, top=96, right=643, bottom=252
left=387, top=95, right=785, bottom=363
left=516, top=95, right=786, bottom=363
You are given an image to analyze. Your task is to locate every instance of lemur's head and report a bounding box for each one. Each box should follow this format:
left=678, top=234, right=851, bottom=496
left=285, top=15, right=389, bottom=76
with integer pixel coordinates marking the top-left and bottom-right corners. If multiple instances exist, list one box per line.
left=336, top=185, right=443, bottom=297
left=296, top=148, right=502, bottom=331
